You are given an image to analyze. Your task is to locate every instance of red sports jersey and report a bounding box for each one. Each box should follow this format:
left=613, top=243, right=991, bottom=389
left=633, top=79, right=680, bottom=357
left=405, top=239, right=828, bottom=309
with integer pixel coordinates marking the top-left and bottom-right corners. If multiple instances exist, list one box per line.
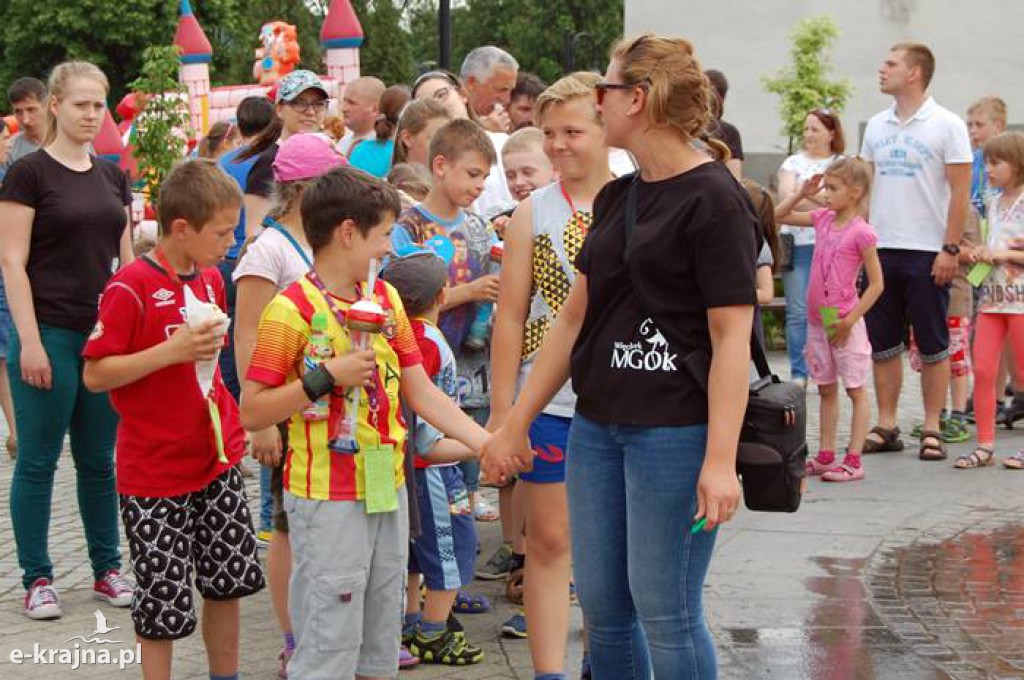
left=83, top=256, right=245, bottom=497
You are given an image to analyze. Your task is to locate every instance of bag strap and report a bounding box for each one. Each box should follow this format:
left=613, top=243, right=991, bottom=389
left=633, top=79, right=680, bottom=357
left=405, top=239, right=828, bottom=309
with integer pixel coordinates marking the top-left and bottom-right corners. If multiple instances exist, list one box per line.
left=624, top=175, right=772, bottom=379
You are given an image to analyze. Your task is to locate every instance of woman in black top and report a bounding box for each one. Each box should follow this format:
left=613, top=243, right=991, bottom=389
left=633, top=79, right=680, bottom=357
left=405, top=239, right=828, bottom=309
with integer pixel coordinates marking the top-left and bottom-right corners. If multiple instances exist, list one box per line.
left=0, top=61, right=135, bottom=620
left=483, top=35, right=758, bottom=679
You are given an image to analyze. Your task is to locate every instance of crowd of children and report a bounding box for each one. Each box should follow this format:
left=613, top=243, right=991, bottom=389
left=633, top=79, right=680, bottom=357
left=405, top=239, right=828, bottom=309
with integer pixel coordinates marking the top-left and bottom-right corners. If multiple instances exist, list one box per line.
left=3, top=33, right=1024, bottom=680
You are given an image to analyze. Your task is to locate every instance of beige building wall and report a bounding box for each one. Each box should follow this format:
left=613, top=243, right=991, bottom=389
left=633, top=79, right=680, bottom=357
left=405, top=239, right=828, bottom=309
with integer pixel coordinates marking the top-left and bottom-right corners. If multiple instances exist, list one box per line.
left=626, top=0, right=1023, bottom=165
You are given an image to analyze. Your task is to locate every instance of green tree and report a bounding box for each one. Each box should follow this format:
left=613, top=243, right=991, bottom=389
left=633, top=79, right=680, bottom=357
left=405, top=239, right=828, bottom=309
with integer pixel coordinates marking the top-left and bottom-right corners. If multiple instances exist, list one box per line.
left=762, top=15, right=853, bottom=152
left=407, top=0, right=623, bottom=83
left=130, top=46, right=190, bottom=203
left=352, top=1, right=416, bottom=86
left=0, top=0, right=176, bottom=105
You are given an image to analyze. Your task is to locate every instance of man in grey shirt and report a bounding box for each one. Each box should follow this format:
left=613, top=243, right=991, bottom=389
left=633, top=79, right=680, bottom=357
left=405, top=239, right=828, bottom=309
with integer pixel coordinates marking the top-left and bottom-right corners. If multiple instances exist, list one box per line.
left=3, top=78, right=47, bottom=170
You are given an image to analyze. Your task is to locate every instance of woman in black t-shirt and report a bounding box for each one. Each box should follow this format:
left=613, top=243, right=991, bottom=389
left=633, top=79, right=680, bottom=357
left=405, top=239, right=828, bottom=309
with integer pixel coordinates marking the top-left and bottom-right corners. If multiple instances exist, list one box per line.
left=0, top=61, right=134, bottom=620
left=483, top=35, right=757, bottom=679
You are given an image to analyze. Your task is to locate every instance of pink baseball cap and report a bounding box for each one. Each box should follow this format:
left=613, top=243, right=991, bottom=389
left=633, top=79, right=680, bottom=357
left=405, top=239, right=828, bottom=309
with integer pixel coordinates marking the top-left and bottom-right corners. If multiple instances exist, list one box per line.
left=272, top=133, right=347, bottom=182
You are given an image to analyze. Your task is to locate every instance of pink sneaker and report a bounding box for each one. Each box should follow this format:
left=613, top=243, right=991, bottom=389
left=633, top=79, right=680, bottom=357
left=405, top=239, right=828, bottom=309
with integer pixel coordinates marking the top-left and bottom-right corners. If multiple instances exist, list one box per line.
left=93, top=569, right=134, bottom=607
left=24, top=578, right=62, bottom=620
left=278, top=647, right=293, bottom=678
left=399, top=644, right=420, bottom=669
left=821, top=463, right=865, bottom=482
left=806, top=455, right=840, bottom=476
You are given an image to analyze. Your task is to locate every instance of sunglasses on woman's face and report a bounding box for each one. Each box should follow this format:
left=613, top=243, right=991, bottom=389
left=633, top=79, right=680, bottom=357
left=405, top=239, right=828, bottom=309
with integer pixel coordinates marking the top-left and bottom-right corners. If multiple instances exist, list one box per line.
left=595, top=80, right=647, bottom=106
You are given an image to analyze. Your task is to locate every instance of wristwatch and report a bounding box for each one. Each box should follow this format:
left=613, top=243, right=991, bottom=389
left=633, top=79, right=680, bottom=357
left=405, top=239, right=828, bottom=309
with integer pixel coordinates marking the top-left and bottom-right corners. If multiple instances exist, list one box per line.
left=301, top=364, right=335, bottom=401
left=941, top=243, right=961, bottom=256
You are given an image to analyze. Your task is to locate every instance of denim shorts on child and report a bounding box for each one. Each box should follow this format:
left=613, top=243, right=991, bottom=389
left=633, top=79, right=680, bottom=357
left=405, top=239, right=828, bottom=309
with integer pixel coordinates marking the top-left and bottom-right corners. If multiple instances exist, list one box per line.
left=521, top=413, right=572, bottom=484
left=909, top=316, right=971, bottom=377
left=409, top=465, right=476, bottom=590
left=119, top=467, right=265, bottom=640
left=284, top=490, right=408, bottom=679
left=805, top=318, right=872, bottom=388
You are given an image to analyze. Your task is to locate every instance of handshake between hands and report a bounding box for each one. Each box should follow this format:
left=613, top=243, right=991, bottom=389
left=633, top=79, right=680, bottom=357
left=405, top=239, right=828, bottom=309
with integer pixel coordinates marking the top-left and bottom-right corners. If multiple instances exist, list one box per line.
left=477, top=414, right=534, bottom=486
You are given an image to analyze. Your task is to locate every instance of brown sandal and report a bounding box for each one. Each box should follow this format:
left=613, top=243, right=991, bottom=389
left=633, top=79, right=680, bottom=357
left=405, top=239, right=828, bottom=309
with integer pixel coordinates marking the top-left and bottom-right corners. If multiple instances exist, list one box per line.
left=505, top=566, right=524, bottom=605
left=863, top=426, right=904, bottom=454
left=918, top=430, right=947, bottom=461
left=954, top=446, right=995, bottom=469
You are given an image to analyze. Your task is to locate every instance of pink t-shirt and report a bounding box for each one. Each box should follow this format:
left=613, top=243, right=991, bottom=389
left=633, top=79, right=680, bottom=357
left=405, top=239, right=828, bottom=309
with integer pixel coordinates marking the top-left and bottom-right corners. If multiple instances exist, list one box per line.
left=806, top=209, right=878, bottom=325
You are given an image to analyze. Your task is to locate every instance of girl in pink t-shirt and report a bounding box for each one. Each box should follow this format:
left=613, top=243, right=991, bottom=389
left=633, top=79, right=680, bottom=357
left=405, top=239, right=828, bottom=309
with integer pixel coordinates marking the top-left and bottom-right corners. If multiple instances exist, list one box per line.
left=775, top=158, right=884, bottom=482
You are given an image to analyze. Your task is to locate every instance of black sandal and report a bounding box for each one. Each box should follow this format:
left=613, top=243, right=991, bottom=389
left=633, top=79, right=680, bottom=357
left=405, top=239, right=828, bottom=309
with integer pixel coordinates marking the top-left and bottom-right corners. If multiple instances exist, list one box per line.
left=863, top=426, right=904, bottom=454
left=954, top=446, right=995, bottom=469
left=918, top=430, right=948, bottom=461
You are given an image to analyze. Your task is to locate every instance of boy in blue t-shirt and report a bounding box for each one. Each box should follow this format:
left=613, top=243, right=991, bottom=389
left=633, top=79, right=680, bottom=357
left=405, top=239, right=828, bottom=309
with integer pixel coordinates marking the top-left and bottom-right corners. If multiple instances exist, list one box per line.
left=391, top=118, right=499, bottom=520
left=967, top=96, right=1007, bottom=217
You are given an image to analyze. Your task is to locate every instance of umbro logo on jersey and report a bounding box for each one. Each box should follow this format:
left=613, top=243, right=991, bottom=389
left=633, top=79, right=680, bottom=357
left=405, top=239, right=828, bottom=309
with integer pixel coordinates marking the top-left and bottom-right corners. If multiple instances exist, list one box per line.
left=153, top=289, right=176, bottom=307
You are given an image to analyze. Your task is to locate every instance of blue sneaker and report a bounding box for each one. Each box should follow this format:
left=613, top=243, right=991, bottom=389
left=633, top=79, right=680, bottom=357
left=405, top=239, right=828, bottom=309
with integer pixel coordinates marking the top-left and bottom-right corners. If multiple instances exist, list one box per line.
left=501, top=610, right=527, bottom=638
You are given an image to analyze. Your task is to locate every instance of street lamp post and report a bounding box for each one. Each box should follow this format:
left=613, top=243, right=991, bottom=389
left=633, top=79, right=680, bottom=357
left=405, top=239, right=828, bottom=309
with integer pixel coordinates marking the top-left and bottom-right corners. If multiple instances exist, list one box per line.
left=439, top=0, right=452, bottom=70
left=563, top=31, right=597, bottom=73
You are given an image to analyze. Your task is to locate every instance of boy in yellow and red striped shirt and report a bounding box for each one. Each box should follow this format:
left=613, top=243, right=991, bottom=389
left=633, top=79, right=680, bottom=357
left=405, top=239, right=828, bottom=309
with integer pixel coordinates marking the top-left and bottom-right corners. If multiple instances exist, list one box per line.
left=241, top=167, right=489, bottom=679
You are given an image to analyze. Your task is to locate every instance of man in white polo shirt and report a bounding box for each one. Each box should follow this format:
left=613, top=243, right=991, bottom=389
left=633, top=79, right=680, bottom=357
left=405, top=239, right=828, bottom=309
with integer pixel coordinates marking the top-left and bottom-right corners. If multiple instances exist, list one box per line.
left=860, top=42, right=972, bottom=461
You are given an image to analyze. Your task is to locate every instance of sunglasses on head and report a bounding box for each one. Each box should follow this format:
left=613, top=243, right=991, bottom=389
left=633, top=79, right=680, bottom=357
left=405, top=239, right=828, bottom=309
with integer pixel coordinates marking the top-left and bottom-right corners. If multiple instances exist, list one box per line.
left=809, top=107, right=840, bottom=129
left=412, top=70, right=461, bottom=94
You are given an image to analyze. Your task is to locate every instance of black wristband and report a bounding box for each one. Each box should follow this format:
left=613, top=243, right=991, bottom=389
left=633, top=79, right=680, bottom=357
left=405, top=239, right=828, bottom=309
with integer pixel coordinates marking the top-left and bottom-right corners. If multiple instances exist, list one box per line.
left=301, top=364, right=335, bottom=402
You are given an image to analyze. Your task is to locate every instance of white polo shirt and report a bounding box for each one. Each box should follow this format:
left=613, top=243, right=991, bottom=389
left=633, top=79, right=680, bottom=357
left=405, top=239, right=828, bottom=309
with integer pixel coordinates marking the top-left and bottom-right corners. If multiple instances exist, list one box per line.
left=860, top=96, right=972, bottom=252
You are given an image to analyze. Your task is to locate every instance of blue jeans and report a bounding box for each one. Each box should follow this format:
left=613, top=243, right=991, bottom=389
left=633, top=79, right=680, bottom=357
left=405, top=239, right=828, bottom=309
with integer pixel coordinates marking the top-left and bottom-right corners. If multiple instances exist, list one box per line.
left=259, top=465, right=273, bottom=531
left=782, top=244, right=813, bottom=379
left=567, top=415, right=717, bottom=680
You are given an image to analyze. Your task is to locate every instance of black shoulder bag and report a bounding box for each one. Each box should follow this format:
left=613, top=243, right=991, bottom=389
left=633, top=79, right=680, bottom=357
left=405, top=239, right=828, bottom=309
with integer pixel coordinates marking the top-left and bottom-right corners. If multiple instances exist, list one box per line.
left=624, top=176, right=808, bottom=512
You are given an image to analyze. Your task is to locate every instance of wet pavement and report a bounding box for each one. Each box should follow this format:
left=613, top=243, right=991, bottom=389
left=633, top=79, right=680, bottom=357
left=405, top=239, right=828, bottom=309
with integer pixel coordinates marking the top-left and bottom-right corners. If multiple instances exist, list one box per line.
left=709, top=361, right=1024, bottom=680
left=2, top=353, right=1024, bottom=678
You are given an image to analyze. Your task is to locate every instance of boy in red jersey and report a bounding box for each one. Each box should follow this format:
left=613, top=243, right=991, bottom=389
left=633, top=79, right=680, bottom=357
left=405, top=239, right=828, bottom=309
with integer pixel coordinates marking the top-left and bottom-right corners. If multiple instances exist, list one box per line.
left=82, top=159, right=264, bottom=680
left=240, top=167, right=489, bottom=680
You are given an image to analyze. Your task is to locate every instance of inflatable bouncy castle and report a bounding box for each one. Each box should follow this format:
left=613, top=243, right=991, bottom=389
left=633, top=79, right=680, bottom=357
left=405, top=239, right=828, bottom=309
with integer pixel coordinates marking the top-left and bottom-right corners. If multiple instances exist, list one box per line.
left=119, top=0, right=365, bottom=165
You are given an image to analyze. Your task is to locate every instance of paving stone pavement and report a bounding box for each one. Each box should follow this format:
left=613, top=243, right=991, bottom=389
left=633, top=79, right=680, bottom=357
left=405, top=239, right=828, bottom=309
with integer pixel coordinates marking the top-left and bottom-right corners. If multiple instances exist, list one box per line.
left=1, top=354, right=1024, bottom=679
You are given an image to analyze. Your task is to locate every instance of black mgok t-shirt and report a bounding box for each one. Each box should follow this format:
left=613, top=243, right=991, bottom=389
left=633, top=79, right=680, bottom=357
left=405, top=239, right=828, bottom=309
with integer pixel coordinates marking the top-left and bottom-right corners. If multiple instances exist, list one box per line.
left=571, top=162, right=759, bottom=427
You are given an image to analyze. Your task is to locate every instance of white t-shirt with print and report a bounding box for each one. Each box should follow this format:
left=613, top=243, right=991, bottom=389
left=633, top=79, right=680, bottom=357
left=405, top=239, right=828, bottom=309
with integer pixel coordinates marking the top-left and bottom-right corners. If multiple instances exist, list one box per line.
left=860, top=97, right=973, bottom=252
left=979, top=192, right=1024, bottom=315
left=778, top=152, right=840, bottom=247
